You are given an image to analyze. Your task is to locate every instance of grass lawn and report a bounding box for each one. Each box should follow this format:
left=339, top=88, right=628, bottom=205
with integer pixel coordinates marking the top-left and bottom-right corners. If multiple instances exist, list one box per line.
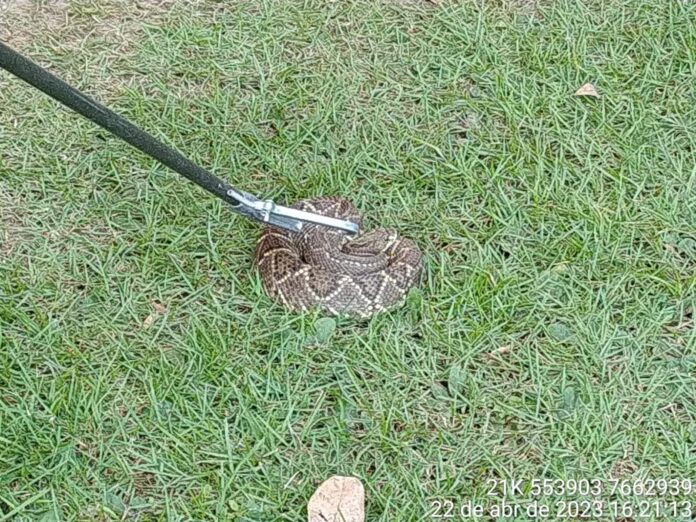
left=1, top=0, right=695, bottom=519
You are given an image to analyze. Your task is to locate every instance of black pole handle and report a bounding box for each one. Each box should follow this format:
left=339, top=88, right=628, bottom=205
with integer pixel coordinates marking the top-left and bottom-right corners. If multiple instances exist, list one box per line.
left=0, top=41, right=242, bottom=208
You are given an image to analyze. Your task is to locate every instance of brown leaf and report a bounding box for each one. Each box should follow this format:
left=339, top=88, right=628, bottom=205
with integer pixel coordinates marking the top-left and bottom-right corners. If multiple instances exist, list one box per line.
left=142, top=314, right=155, bottom=330
left=487, top=344, right=512, bottom=359
left=151, top=300, right=167, bottom=314
left=574, top=82, right=600, bottom=98
left=308, top=476, right=365, bottom=522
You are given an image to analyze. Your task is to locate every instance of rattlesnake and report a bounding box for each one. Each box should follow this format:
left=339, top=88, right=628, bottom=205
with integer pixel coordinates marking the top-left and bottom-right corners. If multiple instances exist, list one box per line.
left=254, top=197, right=423, bottom=317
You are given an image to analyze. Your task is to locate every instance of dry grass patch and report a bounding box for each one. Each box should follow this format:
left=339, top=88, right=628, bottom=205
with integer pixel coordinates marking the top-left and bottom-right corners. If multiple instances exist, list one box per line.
left=0, top=0, right=181, bottom=95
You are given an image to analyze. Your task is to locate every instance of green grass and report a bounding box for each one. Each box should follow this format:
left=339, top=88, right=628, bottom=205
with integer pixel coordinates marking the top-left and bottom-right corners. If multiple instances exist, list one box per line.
left=1, top=0, right=695, bottom=520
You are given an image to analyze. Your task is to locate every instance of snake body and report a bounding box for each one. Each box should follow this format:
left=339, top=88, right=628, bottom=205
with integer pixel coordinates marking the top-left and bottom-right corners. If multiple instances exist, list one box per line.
left=254, top=197, right=423, bottom=317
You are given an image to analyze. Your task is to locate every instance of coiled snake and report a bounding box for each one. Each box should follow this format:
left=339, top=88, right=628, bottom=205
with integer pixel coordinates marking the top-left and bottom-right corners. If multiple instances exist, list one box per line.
left=254, top=197, right=423, bottom=317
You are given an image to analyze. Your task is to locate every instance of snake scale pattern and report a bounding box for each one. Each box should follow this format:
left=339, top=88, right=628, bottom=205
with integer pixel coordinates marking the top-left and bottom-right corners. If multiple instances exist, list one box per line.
left=254, top=197, right=423, bottom=317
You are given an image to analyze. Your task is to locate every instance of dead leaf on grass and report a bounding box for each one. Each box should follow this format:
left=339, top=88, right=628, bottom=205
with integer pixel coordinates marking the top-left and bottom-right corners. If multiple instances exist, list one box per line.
left=308, top=476, right=365, bottom=522
left=142, top=314, right=155, bottom=330
left=487, top=344, right=512, bottom=359
left=151, top=301, right=167, bottom=314
left=574, top=82, right=600, bottom=98
left=143, top=301, right=167, bottom=328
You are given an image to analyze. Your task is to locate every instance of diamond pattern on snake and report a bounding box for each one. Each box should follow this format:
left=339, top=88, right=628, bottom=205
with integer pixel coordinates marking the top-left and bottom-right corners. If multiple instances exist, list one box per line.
left=254, top=197, right=423, bottom=317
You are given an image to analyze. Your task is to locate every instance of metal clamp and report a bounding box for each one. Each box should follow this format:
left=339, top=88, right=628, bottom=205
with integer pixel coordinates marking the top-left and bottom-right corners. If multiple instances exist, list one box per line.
left=226, top=188, right=360, bottom=235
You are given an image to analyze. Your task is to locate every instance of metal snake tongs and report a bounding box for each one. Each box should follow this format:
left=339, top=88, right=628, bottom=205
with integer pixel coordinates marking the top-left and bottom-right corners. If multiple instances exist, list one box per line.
left=226, top=188, right=359, bottom=234
left=0, top=41, right=360, bottom=235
